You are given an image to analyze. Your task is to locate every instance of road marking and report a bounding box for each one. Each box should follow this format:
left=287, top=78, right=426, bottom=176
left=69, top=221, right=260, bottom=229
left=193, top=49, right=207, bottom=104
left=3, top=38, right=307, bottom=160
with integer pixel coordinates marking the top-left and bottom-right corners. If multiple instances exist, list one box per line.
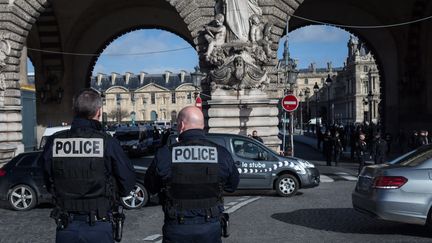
left=333, top=172, right=349, bottom=175
left=225, top=201, right=237, bottom=206
left=320, top=175, right=335, bottom=183
left=143, top=234, right=162, bottom=241
left=339, top=175, right=358, bottom=181
left=225, top=196, right=261, bottom=214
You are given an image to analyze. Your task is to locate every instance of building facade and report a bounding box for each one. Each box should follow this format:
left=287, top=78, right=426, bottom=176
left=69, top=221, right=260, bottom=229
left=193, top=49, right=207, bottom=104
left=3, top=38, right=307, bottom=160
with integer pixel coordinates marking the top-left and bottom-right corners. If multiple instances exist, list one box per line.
left=276, top=36, right=381, bottom=126
left=91, top=70, right=199, bottom=124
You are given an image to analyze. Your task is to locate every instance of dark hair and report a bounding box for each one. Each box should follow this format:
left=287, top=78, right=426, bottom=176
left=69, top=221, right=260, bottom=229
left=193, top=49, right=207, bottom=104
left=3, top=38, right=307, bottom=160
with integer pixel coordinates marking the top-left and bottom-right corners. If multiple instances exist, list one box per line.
left=73, top=88, right=102, bottom=119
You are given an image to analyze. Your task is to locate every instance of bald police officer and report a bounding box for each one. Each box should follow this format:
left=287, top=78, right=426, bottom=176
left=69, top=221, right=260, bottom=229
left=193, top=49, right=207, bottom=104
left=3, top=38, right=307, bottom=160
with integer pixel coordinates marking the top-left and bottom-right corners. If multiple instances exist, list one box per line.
left=145, top=106, right=240, bottom=243
left=43, top=89, right=136, bottom=243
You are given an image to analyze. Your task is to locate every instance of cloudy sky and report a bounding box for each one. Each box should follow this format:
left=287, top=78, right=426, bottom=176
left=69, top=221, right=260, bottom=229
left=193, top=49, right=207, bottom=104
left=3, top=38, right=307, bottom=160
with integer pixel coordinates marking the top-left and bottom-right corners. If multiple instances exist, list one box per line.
left=28, top=25, right=351, bottom=75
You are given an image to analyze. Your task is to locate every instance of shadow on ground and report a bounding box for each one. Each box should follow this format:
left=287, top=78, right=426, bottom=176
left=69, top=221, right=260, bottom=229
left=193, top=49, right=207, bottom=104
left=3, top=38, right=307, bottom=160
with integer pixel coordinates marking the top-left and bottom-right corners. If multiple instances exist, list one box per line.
left=272, top=208, right=432, bottom=238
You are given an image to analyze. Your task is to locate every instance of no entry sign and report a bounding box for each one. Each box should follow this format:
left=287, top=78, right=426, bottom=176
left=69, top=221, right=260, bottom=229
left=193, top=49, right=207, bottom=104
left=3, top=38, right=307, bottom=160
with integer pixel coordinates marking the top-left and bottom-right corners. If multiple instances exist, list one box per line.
left=281, top=94, right=299, bottom=112
left=195, top=96, right=202, bottom=110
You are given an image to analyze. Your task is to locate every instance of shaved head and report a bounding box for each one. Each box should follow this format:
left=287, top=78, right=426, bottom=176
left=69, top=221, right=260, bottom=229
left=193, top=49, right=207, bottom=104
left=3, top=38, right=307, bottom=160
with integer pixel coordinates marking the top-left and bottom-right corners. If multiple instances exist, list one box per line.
left=177, top=106, right=204, bottom=133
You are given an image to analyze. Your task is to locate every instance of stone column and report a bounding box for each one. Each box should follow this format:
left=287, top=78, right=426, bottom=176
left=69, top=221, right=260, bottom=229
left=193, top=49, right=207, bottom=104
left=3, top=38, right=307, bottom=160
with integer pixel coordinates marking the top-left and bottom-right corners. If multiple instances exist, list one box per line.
left=206, top=89, right=280, bottom=151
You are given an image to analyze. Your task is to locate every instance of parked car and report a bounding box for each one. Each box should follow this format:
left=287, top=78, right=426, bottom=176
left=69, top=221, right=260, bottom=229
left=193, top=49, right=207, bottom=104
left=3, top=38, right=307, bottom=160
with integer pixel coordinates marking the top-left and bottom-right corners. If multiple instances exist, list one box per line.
left=0, top=152, right=51, bottom=211
left=168, top=133, right=320, bottom=196
left=114, top=125, right=158, bottom=157
left=352, top=144, right=432, bottom=226
left=0, top=151, right=152, bottom=210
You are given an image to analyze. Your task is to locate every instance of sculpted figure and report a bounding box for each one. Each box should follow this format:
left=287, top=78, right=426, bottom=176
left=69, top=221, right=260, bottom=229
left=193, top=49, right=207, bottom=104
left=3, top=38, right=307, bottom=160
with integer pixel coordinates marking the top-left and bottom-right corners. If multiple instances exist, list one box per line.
left=204, top=14, right=226, bottom=61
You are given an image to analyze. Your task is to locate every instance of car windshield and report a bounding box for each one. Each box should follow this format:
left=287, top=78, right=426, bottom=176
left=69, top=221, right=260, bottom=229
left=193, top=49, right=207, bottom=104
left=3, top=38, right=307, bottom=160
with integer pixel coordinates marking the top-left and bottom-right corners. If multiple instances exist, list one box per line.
left=115, top=131, right=140, bottom=141
left=388, top=145, right=432, bottom=167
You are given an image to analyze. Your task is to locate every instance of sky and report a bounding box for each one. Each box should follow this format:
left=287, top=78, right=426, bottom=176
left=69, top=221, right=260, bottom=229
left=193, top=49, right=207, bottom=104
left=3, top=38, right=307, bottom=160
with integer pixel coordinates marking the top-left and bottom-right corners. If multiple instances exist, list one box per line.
left=27, top=25, right=351, bottom=75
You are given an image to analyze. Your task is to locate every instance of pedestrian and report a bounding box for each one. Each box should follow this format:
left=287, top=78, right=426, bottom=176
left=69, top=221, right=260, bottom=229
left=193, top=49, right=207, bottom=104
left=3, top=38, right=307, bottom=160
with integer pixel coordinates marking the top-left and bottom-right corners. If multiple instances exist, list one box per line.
left=372, top=132, right=387, bottom=164
left=417, top=130, right=429, bottom=147
left=333, top=131, right=343, bottom=166
left=42, top=89, right=136, bottom=243
left=409, top=130, right=418, bottom=150
left=145, top=106, right=240, bottom=243
left=322, top=130, right=333, bottom=166
left=252, top=130, right=263, bottom=143
left=355, top=133, right=368, bottom=174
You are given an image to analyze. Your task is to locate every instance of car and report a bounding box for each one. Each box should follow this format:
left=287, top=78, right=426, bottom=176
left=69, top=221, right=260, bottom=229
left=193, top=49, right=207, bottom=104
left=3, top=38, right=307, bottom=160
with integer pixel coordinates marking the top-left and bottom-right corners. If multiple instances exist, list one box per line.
left=352, top=144, right=432, bottom=227
left=0, top=150, right=152, bottom=210
left=114, top=125, right=158, bottom=157
left=168, top=133, right=320, bottom=197
left=0, top=152, right=51, bottom=211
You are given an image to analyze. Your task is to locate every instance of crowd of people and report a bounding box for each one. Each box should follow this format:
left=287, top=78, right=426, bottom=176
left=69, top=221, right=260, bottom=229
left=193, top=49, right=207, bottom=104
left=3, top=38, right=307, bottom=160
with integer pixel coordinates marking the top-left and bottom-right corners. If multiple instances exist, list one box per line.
left=313, top=122, right=431, bottom=173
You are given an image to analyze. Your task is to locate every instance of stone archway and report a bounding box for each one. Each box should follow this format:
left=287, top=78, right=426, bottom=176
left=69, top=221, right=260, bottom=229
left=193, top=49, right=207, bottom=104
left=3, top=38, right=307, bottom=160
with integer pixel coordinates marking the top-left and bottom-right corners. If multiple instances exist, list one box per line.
left=0, top=0, right=302, bottom=159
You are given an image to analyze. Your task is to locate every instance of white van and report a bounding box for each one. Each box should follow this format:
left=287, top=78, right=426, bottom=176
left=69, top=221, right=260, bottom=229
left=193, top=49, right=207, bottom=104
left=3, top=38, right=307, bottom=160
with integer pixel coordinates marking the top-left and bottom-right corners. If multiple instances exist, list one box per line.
left=39, top=126, right=70, bottom=149
left=153, top=120, right=171, bottom=130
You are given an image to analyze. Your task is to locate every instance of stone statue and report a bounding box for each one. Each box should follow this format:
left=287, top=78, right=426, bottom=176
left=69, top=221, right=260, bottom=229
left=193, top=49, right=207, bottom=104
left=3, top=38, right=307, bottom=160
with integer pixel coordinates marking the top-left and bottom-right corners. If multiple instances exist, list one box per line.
left=0, top=32, right=11, bottom=108
left=215, top=0, right=262, bottom=42
left=209, top=55, right=269, bottom=91
left=204, top=13, right=227, bottom=62
left=249, top=15, right=273, bottom=63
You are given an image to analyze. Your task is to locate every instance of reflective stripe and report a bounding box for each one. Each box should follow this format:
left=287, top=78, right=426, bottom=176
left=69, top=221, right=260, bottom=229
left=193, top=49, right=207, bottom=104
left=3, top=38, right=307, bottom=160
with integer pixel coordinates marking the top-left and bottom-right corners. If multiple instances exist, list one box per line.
left=172, top=146, right=218, bottom=163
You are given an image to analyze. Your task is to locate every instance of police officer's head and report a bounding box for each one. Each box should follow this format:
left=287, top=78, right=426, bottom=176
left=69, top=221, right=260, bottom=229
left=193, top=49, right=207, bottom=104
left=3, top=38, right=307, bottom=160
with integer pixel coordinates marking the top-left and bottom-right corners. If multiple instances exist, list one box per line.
left=177, top=106, right=204, bottom=134
left=73, top=88, right=102, bottom=121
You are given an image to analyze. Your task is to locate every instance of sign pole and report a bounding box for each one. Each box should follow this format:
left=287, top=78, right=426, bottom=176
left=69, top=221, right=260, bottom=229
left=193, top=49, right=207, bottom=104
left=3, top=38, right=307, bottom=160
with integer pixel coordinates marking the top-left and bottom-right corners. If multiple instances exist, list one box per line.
left=282, top=111, right=287, bottom=154
left=290, top=112, right=294, bottom=156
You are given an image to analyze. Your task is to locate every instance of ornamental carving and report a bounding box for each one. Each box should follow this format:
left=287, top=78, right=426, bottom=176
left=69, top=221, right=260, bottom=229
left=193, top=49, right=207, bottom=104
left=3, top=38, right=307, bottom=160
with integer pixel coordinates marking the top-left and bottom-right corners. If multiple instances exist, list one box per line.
left=0, top=32, right=11, bottom=107
left=201, top=0, right=273, bottom=91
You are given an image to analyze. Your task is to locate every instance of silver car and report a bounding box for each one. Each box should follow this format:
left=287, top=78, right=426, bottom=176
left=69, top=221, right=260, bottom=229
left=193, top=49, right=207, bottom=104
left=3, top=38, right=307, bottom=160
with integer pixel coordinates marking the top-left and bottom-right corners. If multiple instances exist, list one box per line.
left=352, top=144, right=432, bottom=226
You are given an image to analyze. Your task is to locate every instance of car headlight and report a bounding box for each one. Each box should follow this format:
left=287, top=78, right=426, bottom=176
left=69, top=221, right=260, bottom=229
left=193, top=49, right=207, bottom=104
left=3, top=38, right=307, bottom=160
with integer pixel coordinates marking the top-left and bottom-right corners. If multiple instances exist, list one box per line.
left=297, top=159, right=315, bottom=168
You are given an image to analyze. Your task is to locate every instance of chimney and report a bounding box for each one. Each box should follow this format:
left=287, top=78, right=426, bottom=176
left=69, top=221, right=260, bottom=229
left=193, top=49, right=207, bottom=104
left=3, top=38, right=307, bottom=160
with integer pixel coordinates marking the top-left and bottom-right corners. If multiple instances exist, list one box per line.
left=327, top=62, right=333, bottom=72
left=125, top=72, right=133, bottom=85
left=97, top=73, right=105, bottom=86
left=164, top=71, right=172, bottom=83
left=179, top=70, right=187, bottom=83
left=139, top=71, right=147, bottom=86
left=111, top=72, right=119, bottom=86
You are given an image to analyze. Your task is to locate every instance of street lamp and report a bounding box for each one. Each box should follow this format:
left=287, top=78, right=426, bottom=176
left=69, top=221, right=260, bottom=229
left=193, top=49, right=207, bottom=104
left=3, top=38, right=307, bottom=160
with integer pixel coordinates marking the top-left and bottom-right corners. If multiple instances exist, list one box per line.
left=313, top=82, right=320, bottom=134
left=325, top=74, right=332, bottom=126
left=367, top=69, right=373, bottom=124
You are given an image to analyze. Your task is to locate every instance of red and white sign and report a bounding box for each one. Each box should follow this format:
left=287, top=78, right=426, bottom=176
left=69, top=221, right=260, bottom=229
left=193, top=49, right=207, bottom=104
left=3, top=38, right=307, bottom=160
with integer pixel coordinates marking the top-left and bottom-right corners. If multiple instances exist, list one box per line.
left=195, top=96, right=202, bottom=110
left=281, top=94, right=299, bottom=112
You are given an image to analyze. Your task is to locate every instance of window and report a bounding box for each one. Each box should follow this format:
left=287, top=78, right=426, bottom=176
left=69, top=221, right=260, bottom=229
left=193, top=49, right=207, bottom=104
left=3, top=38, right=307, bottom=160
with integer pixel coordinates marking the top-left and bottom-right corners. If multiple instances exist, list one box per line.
left=231, top=139, right=270, bottom=160
left=187, top=92, right=192, bottom=103
left=151, top=93, right=156, bottom=104
left=364, top=66, right=369, bottom=72
left=171, top=92, right=176, bottom=104
left=116, top=93, right=121, bottom=106
left=363, top=80, right=368, bottom=94
left=304, top=78, right=309, bottom=85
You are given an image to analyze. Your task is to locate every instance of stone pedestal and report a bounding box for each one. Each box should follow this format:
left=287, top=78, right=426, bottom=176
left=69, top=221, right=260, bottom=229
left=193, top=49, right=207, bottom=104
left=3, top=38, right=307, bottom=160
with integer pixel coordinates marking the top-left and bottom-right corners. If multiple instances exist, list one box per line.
left=0, top=106, right=23, bottom=167
left=205, top=89, right=281, bottom=152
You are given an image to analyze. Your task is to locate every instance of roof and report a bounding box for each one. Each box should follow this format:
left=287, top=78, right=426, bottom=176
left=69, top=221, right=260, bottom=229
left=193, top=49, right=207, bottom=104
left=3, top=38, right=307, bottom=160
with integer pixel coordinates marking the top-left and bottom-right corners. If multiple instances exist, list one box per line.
left=91, top=73, right=194, bottom=92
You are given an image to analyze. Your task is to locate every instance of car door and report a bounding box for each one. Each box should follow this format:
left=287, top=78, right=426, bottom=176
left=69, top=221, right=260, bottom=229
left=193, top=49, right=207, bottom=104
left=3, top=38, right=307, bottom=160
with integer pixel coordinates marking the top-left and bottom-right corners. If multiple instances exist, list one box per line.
left=230, top=138, right=277, bottom=189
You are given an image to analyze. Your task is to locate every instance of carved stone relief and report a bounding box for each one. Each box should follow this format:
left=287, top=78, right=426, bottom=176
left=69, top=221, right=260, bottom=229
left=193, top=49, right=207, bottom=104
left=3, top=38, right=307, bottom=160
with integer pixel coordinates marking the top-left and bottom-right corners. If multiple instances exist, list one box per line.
left=0, top=32, right=11, bottom=108
left=202, top=0, right=273, bottom=92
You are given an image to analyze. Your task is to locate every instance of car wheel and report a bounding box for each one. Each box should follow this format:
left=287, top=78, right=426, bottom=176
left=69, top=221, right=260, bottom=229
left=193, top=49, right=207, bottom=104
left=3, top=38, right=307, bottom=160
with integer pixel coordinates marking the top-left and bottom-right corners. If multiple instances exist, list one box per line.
left=8, top=184, right=37, bottom=211
left=275, top=174, right=299, bottom=197
left=121, top=183, right=148, bottom=210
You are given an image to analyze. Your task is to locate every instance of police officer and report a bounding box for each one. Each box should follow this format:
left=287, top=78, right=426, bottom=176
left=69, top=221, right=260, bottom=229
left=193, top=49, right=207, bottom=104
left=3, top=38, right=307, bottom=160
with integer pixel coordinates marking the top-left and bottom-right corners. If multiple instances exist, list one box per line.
left=322, top=130, right=333, bottom=166
left=42, top=89, right=136, bottom=243
left=145, top=106, right=240, bottom=243
left=372, top=132, right=387, bottom=164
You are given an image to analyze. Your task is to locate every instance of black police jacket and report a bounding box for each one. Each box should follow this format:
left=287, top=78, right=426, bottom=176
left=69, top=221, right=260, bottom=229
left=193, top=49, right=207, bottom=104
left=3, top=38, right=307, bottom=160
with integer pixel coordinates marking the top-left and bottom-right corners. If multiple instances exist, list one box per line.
left=145, top=129, right=240, bottom=218
left=43, top=118, right=136, bottom=200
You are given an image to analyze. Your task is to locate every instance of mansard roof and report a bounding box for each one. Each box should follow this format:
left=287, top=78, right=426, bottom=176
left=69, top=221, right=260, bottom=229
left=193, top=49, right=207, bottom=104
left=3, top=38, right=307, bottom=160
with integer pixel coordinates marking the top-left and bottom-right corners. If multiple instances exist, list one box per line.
left=91, top=72, right=193, bottom=92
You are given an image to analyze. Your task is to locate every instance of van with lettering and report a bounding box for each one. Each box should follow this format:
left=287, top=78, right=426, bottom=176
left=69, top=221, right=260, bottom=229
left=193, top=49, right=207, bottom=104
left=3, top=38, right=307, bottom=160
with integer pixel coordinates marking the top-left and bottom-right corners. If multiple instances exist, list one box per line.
left=168, top=133, right=320, bottom=197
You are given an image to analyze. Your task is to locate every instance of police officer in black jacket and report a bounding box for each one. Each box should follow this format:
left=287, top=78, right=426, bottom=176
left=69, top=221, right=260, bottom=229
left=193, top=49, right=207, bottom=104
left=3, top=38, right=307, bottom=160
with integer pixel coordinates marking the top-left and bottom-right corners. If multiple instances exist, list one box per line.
left=145, top=106, right=240, bottom=243
left=42, top=89, right=136, bottom=243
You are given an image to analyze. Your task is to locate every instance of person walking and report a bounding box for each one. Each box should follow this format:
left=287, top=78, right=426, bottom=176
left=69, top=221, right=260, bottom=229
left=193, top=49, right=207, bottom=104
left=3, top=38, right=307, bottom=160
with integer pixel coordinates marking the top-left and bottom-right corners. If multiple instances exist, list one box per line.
left=322, top=130, right=333, bottom=166
left=355, top=133, right=368, bottom=174
left=333, top=131, right=343, bottom=166
left=42, top=89, right=136, bottom=243
left=145, top=106, right=240, bottom=243
left=372, top=133, right=387, bottom=164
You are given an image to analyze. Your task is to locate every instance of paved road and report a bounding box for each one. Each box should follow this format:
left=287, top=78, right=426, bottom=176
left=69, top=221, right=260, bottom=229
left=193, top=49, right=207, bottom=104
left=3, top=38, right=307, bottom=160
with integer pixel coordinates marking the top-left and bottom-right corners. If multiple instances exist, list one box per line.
left=0, top=141, right=431, bottom=242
